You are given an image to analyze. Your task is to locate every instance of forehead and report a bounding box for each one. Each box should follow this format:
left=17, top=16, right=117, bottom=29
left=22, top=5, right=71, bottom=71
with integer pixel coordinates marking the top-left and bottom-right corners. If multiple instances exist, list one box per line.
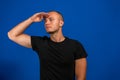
left=47, top=12, right=60, bottom=18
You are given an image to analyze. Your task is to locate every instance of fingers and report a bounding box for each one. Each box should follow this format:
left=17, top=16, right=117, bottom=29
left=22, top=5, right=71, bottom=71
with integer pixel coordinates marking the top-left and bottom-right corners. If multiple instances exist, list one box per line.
left=42, top=13, right=49, bottom=18
left=37, top=12, right=49, bottom=19
left=29, top=12, right=49, bottom=22
left=35, top=12, right=48, bottom=17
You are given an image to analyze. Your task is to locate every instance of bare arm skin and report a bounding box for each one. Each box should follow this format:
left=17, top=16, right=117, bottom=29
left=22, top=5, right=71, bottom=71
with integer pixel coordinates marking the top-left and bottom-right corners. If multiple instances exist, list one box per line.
left=8, top=12, right=48, bottom=48
left=75, top=58, right=87, bottom=80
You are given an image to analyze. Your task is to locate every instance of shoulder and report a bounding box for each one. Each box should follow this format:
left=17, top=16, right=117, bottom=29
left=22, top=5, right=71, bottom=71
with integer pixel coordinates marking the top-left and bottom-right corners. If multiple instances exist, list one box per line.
left=31, top=36, right=49, bottom=44
left=66, top=37, right=82, bottom=46
left=31, top=36, right=48, bottom=40
left=66, top=37, right=86, bottom=51
left=31, top=36, right=49, bottom=51
left=31, top=36, right=50, bottom=42
left=67, top=37, right=88, bottom=59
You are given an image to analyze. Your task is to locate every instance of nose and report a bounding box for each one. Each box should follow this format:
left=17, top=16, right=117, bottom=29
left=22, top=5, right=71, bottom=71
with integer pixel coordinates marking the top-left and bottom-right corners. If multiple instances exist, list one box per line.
left=45, top=19, right=50, bottom=25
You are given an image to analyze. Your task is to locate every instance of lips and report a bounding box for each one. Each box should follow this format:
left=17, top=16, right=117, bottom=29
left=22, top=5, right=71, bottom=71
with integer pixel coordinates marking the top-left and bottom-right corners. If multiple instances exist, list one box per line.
left=45, top=25, right=51, bottom=29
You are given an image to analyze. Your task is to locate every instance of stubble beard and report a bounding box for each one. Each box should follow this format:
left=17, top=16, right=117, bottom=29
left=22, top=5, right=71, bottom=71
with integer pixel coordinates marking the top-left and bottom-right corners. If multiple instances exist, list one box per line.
left=46, top=29, right=59, bottom=35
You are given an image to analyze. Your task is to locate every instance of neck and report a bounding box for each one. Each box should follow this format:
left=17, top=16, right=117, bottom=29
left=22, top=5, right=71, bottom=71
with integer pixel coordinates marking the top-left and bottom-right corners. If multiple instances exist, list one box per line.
left=50, top=30, right=65, bottom=42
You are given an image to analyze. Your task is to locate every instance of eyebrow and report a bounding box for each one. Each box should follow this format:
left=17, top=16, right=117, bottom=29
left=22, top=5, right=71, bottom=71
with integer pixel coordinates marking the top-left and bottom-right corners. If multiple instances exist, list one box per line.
left=44, top=17, right=54, bottom=21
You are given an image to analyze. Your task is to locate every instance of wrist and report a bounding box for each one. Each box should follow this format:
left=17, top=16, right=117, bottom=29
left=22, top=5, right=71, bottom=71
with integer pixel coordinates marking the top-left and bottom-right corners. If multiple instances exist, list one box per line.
left=28, top=17, right=34, bottom=23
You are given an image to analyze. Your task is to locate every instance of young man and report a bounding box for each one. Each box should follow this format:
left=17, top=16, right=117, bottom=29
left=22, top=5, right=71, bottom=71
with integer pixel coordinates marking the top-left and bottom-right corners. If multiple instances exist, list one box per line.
left=8, top=11, right=88, bottom=80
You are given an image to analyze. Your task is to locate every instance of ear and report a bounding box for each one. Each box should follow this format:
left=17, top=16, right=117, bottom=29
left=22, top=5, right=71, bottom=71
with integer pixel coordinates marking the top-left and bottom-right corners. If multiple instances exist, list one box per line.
left=59, top=20, right=64, bottom=27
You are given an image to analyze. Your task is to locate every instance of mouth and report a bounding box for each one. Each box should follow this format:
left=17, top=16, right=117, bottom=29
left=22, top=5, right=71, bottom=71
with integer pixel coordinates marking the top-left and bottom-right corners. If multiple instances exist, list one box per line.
left=45, top=25, right=51, bottom=27
left=45, top=26, right=51, bottom=29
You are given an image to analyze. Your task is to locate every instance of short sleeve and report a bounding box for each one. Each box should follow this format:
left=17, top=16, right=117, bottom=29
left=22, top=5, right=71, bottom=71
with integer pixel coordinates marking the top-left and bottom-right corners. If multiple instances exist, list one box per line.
left=74, top=41, right=88, bottom=60
left=31, top=36, right=44, bottom=51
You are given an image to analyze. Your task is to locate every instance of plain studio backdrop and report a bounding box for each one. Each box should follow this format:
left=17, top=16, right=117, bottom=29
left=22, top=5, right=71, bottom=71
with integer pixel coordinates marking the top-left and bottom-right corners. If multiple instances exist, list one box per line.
left=0, top=0, right=120, bottom=80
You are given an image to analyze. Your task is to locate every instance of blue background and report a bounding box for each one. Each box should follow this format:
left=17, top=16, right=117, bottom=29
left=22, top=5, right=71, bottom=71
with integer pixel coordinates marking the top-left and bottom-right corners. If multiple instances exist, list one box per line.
left=0, top=0, right=120, bottom=80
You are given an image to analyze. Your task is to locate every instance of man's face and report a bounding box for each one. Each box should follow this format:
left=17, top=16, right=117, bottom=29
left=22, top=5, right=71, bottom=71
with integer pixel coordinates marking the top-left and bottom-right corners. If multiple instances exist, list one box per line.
left=44, top=12, right=63, bottom=34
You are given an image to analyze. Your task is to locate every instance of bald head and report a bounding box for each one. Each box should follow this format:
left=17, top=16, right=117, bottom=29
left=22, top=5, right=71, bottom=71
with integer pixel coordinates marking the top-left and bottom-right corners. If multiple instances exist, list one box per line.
left=43, top=11, right=64, bottom=33
left=47, top=11, right=64, bottom=22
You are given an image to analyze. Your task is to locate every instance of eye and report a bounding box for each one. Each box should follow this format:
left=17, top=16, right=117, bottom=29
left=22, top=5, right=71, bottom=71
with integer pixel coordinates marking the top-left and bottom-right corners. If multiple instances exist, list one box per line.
left=49, top=18, right=54, bottom=21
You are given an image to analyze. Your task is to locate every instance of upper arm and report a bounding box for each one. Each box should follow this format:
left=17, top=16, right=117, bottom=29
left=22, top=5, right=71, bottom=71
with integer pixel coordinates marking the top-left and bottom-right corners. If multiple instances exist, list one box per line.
left=8, top=33, right=32, bottom=48
left=75, top=58, right=87, bottom=80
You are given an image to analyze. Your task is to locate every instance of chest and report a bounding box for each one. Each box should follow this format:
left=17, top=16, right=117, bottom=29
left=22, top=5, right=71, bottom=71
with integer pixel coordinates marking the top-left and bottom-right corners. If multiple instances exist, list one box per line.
left=37, top=43, right=76, bottom=66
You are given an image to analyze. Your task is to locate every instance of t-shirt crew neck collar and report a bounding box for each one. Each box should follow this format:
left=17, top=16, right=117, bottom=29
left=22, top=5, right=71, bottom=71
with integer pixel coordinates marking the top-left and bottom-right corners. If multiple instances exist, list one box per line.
left=49, top=37, right=68, bottom=44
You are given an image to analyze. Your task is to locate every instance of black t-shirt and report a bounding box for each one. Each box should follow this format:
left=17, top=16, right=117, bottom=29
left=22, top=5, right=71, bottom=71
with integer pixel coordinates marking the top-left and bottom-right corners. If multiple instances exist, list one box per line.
left=31, top=36, right=88, bottom=80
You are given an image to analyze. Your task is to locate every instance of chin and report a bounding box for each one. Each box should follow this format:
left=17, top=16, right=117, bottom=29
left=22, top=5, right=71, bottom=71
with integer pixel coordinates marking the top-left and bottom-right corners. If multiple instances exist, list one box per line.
left=47, top=31, right=54, bottom=34
left=46, top=30, right=56, bottom=34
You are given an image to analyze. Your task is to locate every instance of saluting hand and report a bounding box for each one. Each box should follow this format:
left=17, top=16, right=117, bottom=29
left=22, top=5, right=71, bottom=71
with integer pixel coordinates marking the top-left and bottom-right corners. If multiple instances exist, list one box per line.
left=30, top=12, right=49, bottom=22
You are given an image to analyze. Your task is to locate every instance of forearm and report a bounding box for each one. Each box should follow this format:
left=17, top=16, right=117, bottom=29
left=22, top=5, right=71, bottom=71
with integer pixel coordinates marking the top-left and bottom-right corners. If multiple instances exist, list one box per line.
left=8, top=18, right=33, bottom=37
left=7, top=12, right=46, bottom=48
